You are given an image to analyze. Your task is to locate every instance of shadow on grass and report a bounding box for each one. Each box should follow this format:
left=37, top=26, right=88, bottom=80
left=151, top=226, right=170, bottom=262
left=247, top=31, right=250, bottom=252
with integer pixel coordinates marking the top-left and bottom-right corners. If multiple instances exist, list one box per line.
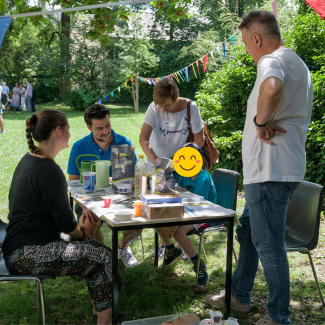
left=2, top=102, right=148, bottom=121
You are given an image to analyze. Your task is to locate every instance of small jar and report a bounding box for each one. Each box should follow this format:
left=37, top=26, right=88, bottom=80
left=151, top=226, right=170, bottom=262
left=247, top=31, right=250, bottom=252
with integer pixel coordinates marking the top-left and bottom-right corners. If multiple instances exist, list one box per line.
left=134, top=201, right=142, bottom=217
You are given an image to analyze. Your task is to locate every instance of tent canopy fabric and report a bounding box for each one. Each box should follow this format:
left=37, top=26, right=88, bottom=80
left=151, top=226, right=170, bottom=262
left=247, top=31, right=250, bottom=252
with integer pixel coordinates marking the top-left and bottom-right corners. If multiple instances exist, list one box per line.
left=304, top=0, right=325, bottom=20
left=0, top=17, right=11, bottom=47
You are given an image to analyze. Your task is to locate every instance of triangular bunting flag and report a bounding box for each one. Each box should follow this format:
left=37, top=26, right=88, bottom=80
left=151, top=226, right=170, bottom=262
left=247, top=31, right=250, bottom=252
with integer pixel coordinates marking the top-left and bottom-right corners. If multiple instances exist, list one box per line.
left=272, top=0, right=278, bottom=18
left=98, top=99, right=101, bottom=104
left=217, top=46, right=221, bottom=58
left=111, top=92, right=113, bottom=97
left=118, top=87, right=120, bottom=92
left=105, top=95, right=108, bottom=101
left=203, top=54, right=208, bottom=72
left=183, top=68, right=190, bottom=82
left=131, top=77, right=133, bottom=83
left=177, top=71, right=185, bottom=82
left=222, top=42, right=226, bottom=58
left=230, top=35, right=235, bottom=49
left=172, top=73, right=180, bottom=83
left=210, top=51, right=218, bottom=68
left=124, top=82, right=127, bottom=87
left=191, top=64, right=197, bottom=79
left=196, top=61, right=201, bottom=78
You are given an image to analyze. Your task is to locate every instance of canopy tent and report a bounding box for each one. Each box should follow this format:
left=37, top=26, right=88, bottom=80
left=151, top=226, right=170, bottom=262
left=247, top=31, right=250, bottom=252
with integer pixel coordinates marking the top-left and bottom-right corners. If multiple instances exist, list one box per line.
left=304, top=0, right=325, bottom=20
left=0, top=0, right=159, bottom=48
left=0, top=17, right=11, bottom=47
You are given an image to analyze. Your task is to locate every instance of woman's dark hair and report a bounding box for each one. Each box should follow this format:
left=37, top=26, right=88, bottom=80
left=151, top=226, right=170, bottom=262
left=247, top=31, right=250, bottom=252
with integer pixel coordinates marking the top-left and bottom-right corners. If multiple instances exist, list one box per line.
left=84, top=103, right=110, bottom=126
left=26, top=109, right=68, bottom=163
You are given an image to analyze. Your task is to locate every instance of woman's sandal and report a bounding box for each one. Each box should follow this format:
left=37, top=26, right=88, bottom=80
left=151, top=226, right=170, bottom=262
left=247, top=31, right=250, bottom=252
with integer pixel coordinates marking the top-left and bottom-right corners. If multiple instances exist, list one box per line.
left=92, top=311, right=131, bottom=324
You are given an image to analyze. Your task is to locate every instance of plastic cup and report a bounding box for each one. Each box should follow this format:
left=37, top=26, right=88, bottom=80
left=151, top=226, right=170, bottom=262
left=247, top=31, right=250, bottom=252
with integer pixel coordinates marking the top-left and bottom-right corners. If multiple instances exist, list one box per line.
left=103, top=197, right=111, bottom=208
left=83, top=172, right=96, bottom=192
left=134, top=200, right=142, bottom=217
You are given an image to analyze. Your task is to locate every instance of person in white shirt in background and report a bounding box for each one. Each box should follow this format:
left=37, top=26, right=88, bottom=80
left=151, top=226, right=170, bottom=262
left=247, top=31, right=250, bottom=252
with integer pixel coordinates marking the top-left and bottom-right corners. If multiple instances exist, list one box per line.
left=12, top=83, right=20, bottom=93
left=1, top=81, right=9, bottom=114
left=19, top=84, right=26, bottom=111
left=26, top=81, right=33, bottom=113
left=205, top=10, right=313, bottom=325
left=0, top=82, right=4, bottom=134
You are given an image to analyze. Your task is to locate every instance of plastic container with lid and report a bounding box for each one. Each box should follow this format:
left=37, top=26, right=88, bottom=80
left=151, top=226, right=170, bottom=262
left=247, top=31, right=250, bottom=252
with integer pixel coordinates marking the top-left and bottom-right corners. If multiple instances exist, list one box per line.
left=210, top=311, right=223, bottom=324
left=223, top=318, right=239, bottom=325
left=117, top=184, right=132, bottom=194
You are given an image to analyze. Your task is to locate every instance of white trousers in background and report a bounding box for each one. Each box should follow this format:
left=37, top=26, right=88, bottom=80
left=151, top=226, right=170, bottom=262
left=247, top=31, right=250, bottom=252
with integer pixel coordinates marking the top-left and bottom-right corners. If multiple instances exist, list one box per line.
left=21, top=96, right=26, bottom=111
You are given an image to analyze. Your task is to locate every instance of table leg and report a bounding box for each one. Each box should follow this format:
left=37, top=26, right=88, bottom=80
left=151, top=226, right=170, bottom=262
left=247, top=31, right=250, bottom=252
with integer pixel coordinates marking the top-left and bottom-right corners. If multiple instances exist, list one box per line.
left=225, top=219, right=234, bottom=319
left=112, top=229, right=119, bottom=324
left=154, top=231, right=158, bottom=267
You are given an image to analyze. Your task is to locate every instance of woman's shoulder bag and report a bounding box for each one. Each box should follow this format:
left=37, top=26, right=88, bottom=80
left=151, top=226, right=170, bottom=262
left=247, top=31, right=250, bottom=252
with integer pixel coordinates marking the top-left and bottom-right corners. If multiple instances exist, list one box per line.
left=186, top=101, right=219, bottom=171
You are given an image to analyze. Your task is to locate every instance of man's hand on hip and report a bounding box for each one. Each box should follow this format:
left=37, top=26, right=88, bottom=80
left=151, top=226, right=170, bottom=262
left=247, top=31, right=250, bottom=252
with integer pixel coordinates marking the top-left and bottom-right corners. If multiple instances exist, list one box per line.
left=256, top=121, right=287, bottom=145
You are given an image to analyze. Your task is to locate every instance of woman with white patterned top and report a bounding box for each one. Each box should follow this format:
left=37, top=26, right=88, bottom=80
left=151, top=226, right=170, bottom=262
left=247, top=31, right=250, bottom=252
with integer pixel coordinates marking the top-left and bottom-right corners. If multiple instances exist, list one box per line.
left=139, top=78, right=205, bottom=169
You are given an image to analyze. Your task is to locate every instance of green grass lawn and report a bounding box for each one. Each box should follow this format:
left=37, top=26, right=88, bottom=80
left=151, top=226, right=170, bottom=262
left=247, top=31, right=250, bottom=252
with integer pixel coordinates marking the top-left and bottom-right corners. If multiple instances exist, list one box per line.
left=0, top=102, right=324, bottom=325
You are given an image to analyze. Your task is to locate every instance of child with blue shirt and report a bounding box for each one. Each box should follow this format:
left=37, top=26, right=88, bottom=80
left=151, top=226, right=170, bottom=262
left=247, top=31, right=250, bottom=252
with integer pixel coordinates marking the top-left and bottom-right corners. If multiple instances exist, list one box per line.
left=155, top=142, right=216, bottom=286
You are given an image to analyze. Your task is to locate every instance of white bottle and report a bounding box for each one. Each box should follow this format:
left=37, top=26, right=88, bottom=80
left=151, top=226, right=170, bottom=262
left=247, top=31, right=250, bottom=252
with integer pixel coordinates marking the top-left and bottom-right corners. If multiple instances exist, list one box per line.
left=134, top=155, right=147, bottom=199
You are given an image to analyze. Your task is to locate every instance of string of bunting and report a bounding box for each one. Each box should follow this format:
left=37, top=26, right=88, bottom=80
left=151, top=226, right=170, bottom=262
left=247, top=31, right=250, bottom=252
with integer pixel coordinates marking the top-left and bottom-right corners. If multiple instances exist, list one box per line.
left=97, top=32, right=238, bottom=104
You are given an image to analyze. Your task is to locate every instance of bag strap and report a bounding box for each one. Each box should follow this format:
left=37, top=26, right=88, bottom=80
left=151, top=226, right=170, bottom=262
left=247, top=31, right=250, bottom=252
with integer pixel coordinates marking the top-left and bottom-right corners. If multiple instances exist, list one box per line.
left=186, top=101, right=192, bottom=131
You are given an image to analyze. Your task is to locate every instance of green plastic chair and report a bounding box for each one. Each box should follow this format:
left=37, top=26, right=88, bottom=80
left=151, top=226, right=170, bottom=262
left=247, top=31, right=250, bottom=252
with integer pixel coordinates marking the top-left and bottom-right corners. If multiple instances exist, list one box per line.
left=187, top=168, right=239, bottom=286
left=285, top=181, right=324, bottom=307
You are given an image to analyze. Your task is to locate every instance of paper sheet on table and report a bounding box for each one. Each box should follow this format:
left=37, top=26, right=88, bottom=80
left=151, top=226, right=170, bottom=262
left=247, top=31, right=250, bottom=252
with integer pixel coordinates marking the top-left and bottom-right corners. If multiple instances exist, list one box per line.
left=184, top=202, right=241, bottom=226
left=68, top=181, right=115, bottom=198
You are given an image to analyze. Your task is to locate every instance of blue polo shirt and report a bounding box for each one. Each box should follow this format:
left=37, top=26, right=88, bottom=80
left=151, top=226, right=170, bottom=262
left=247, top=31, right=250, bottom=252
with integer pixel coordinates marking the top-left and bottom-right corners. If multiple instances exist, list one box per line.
left=67, top=130, right=138, bottom=177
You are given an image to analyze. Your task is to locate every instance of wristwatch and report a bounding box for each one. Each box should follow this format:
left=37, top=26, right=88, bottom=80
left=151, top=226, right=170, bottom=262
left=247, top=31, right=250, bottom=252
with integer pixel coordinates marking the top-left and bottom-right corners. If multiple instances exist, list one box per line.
left=253, top=115, right=267, bottom=128
left=76, top=228, right=86, bottom=241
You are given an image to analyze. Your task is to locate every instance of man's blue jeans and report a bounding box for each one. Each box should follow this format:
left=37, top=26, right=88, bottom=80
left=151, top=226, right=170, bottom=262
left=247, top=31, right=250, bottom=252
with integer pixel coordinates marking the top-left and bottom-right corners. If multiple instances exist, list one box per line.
left=231, top=181, right=299, bottom=324
left=27, top=96, right=32, bottom=113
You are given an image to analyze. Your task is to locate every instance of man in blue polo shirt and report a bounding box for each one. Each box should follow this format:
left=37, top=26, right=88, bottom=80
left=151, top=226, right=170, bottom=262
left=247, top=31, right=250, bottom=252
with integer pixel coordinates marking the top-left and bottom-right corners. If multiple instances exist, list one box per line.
left=68, top=103, right=142, bottom=268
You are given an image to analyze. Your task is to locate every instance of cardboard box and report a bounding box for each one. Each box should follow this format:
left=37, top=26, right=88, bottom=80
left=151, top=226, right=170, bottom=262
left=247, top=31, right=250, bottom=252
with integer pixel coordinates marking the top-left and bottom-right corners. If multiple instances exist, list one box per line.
left=146, top=203, right=184, bottom=220
left=162, top=313, right=200, bottom=325
left=141, top=189, right=183, bottom=219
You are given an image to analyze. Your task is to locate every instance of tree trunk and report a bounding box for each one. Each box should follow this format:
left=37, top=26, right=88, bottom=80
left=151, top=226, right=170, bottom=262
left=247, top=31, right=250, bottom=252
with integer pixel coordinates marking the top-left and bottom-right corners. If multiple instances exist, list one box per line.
left=238, top=0, right=244, bottom=17
left=132, top=78, right=136, bottom=112
left=135, top=74, right=139, bottom=114
left=169, top=20, right=174, bottom=42
left=60, top=13, right=71, bottom=98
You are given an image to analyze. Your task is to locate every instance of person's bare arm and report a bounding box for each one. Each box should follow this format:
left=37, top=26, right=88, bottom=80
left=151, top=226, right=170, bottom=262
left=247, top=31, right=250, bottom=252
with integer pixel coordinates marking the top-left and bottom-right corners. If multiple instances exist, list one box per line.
left=139, top=123, right=158, bottom=165
left=255, top=76, right=286, bottom=145
left=193, top=128, right=205, bottom=148
left=67, top=224, right=90, bottom=239
left=68, top=174, right=99, bottom=224
left=69, top=174, right=80, bottom=181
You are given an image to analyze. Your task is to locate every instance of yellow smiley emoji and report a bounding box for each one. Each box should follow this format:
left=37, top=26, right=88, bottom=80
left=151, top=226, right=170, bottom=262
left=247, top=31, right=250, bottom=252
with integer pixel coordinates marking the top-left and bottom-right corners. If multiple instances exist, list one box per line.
left=173, top=147, right=203, bottom=177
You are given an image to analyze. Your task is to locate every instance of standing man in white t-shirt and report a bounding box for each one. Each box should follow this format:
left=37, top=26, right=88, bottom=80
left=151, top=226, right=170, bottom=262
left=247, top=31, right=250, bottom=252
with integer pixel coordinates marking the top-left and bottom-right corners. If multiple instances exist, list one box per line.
left=206, top=10, right=313, bottom=325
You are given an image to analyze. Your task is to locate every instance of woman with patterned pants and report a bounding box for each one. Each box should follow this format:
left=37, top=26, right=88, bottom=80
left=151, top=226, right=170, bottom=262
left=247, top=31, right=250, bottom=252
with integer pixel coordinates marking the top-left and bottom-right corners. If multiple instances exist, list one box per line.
left=2, top=109, right=123, bottom=325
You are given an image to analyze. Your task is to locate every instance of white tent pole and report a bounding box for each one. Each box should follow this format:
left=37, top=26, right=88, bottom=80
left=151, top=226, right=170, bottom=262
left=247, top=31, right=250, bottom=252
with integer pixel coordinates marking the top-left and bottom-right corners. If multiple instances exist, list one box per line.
left=1, top=0, right=159, bottom=18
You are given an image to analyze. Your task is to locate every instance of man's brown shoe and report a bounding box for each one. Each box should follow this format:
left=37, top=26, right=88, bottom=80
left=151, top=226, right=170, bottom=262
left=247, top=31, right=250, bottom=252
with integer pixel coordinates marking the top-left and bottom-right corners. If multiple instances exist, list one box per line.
left=205, top=291, right=252, bottom=313
left=256, top=315, right=280, bottom=325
